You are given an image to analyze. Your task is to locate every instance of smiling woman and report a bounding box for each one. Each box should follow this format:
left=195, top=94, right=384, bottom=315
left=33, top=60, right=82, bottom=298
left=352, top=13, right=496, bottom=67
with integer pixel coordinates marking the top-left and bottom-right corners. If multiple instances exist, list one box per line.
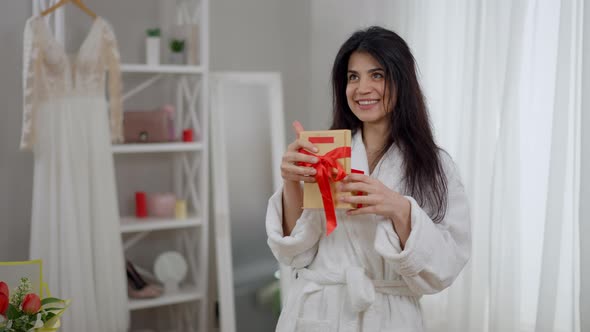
left=266, top=26, right=471, bottom=332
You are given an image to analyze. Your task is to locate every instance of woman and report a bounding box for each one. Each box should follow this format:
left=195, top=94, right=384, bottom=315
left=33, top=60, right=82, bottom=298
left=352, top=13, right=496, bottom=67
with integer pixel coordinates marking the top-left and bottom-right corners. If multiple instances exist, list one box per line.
left=266, top=26, right=471, bottom=331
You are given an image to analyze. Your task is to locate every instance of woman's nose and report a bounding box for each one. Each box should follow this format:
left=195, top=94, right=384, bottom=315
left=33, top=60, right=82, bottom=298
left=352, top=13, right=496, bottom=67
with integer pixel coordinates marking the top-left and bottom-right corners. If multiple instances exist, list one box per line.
left=358, top=77, right=372, bottom=93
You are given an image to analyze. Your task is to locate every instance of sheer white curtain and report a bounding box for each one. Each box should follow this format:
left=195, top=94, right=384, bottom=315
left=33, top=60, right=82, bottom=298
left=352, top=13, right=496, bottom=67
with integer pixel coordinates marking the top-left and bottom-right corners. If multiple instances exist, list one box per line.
left=309, top=1, right=581, bottom=331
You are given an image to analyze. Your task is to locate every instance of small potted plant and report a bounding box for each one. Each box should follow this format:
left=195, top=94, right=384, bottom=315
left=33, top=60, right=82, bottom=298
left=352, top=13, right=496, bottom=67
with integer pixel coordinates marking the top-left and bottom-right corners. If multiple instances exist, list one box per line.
left=145, top=28, right=161, bottom=65
left=168, top=39, right=185, bottom=65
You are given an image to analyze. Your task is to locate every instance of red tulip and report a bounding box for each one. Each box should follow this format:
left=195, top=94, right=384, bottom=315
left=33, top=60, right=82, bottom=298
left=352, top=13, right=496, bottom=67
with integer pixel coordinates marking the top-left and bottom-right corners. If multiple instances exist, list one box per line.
left=21, top=293, right=41, bottom=314
left=0, top=281, right=8, bottom=297
left=0, top=293, right=8, bottom=316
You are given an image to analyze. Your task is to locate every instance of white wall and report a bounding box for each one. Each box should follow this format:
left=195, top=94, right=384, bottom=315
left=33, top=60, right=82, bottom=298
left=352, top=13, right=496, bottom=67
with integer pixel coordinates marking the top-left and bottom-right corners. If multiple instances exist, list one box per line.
left=0, top=1, right=34, bottom=261
left=210, top=0, right=311, bottom=134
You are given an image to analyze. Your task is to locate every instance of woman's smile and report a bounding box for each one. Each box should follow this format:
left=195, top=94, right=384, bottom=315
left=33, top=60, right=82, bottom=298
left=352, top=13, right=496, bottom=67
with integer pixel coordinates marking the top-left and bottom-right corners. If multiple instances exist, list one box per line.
left=355, top=98, right=380, bottom=111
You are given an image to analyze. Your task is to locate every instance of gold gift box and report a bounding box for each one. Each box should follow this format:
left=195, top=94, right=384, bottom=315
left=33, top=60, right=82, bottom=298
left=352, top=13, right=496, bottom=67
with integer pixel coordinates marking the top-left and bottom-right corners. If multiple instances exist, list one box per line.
left=300, top=129, right=353, bottom=209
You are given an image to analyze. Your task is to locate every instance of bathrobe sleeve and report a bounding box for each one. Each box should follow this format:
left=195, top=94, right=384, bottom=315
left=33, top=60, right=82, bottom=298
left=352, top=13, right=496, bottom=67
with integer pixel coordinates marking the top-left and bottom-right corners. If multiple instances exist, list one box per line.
left=266, top=186, right=323, bottom=268
left=374, top=152, right=471, bottom=294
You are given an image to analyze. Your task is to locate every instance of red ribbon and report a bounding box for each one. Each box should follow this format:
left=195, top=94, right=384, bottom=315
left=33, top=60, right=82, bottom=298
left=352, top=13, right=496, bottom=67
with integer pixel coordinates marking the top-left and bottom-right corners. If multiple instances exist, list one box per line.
left=350, top=169, right=365, bottom=208
left=298, top=146, right=351, bottom=235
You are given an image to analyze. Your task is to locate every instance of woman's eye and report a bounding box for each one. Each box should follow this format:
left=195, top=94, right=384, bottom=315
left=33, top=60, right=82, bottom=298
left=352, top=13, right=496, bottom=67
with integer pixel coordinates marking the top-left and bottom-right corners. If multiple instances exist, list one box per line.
left=348, top=74, right=358, bottom=81
left=373, top=72, right=384, bottom=79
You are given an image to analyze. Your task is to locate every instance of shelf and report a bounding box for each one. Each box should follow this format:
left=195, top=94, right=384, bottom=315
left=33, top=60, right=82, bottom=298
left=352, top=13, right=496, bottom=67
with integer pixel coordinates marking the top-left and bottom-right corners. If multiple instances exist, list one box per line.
left=112, top=142, right=203, bottom=154
left=128, top=286, right=202, bottom=311
left=121, top=64, right=203, bottom=74
left=120, top=216, right=202, bottom=233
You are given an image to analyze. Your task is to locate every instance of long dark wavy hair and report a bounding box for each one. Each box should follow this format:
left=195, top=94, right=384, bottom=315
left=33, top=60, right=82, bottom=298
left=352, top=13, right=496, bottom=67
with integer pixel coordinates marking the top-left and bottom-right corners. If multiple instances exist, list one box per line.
left=330, top=26, right=448, bottom=222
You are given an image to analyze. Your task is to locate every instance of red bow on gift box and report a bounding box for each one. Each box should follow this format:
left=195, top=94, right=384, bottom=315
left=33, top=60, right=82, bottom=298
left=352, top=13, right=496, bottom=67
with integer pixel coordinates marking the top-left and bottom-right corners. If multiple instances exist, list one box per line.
left=298, top=146, right=351, bottom=235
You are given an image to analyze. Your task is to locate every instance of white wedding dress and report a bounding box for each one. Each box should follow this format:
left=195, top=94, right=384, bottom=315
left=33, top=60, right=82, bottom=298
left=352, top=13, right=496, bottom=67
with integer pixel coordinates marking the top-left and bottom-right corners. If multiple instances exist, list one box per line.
left=21, top=16, right=128, bottom=331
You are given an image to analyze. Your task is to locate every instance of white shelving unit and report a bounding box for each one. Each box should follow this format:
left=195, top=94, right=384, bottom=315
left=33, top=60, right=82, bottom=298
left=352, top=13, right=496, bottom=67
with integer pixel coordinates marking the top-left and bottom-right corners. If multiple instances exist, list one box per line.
left=128, top=286, right=203, bottom=311
left=115, top=1, right=210, bottom=332
left=121, top=64, right=204, bottom=74
left=120, top=216, right=202, bottom=234
left=112, top=142, right=204, bottom=154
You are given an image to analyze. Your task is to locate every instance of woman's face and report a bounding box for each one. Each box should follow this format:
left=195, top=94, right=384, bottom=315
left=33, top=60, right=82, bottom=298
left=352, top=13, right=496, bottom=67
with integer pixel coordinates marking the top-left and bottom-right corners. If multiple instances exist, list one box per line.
left=346, top=51, right=394, bottom=126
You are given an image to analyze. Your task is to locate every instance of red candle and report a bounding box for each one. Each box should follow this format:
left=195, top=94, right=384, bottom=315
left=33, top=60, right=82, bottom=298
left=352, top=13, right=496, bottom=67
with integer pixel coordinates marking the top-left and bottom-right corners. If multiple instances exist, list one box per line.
left=182, top=129, right=194, bottom=142
left=135, top=192, right=147, bottom=218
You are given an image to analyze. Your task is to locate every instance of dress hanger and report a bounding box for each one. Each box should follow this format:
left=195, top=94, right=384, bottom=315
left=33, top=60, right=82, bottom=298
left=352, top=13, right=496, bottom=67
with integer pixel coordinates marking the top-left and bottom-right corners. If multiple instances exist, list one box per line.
left=40, top=0, right=97, bottom=19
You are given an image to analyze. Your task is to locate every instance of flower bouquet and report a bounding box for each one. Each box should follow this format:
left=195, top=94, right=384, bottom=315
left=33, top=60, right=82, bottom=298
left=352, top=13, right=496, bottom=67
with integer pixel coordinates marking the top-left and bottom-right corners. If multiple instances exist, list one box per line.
left=0, top=278, right=70, bottom=332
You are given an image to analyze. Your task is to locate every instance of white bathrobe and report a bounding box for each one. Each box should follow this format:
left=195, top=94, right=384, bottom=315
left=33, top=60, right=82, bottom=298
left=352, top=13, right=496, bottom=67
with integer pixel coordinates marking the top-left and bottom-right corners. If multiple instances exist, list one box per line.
left=266, top=132, right=471, bottom=332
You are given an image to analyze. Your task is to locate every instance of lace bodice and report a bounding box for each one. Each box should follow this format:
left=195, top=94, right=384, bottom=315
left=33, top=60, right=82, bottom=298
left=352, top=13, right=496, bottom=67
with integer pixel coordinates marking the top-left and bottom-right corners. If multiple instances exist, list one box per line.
left=21, top=16, right=123, bottom=150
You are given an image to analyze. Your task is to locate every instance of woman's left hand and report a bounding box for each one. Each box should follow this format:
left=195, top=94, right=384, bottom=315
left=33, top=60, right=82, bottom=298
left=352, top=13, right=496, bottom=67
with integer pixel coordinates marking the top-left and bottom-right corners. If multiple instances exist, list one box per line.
left=337, top=173, right=411, bottom=225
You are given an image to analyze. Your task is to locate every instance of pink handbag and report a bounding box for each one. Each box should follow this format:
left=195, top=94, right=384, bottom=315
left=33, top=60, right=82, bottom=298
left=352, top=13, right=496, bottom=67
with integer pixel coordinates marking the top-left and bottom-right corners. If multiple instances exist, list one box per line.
left=124, top=105, right=175, bottom=143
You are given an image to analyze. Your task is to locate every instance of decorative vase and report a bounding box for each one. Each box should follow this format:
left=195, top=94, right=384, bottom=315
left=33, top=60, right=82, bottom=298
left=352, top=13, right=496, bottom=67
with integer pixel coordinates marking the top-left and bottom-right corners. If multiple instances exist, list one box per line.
left=145, top=37, right=160, bottom=65
left=169, top=52, right=185, bottom=65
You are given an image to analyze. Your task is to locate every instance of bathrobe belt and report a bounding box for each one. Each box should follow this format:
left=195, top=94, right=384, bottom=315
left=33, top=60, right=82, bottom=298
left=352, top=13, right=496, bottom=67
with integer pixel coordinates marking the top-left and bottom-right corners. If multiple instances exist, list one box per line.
left=297, top=266, right=420, bottom=313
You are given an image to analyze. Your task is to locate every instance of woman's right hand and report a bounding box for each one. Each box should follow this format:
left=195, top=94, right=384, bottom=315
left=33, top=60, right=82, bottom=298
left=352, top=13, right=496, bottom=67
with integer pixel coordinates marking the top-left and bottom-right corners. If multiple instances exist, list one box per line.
left=281, top=121, right=319, bottom=183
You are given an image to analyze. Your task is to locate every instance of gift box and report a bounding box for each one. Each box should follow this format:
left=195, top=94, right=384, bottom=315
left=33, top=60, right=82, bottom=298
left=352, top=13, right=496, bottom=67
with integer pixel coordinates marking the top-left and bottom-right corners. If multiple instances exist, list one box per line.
left=300, top=129, right=353, bottom=209
left=298, top=130, right=353, bottom=235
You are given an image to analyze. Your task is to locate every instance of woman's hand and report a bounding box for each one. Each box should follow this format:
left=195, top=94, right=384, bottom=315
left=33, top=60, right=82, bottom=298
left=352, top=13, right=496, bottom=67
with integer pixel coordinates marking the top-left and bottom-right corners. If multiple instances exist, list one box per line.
left=337, top=173, right=409, bottom=220
left=280, top=121, right=319, bottom=183
left=281, top=121, right=318, bottom=236
left=337, top=173, right=412, bottom=247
